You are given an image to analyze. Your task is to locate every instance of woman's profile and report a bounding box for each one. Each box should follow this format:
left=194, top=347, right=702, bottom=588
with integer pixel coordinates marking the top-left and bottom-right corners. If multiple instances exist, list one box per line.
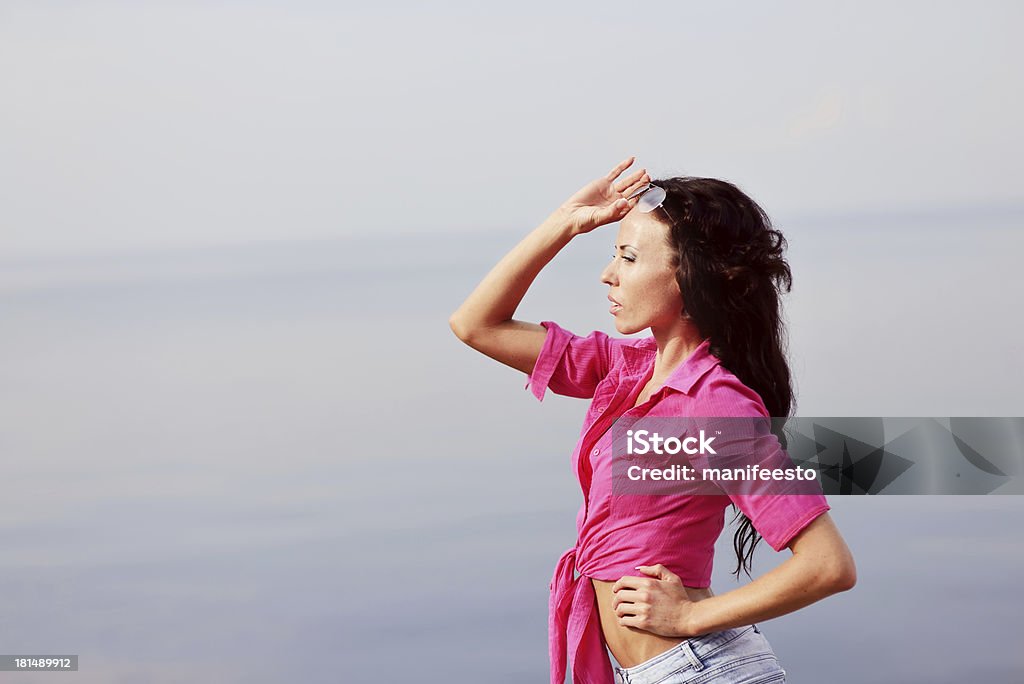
left=449, top=157, right=856, bottom=683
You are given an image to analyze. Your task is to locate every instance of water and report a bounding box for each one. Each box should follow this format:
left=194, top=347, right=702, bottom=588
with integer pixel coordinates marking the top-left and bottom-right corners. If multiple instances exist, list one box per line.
left=2, top=215, right=1023, bottom=682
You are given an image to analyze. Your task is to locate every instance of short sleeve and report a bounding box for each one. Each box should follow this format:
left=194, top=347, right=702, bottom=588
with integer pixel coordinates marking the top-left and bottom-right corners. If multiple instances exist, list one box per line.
left=729, top=488, right=831, bottom=552
left=524, top=320, right=617, bottom=402
left=716, top=425, right=830, bottom=551
left=690, top=375, right=831, bottom=552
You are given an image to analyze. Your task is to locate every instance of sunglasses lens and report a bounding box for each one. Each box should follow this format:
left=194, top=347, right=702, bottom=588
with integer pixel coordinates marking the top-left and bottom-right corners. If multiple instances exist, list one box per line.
left=637, top=184, right=667, bottom=212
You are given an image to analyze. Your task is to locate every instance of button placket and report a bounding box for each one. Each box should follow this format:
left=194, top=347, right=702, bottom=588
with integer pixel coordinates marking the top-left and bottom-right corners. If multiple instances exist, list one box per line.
left=576, top=368, right=650, bottom=524
left=577, top=412, right=613, bottom=524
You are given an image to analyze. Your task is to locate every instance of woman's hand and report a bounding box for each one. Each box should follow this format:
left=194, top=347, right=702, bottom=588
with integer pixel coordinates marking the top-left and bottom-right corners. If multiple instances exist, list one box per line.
left=553, top=156, right=652, bottom=236
left=612, top=564, right=696, bottom=638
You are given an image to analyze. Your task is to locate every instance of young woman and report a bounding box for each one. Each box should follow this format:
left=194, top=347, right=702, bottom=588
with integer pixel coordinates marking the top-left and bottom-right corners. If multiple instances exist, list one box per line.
left=450, top=157, right=856, bottom=684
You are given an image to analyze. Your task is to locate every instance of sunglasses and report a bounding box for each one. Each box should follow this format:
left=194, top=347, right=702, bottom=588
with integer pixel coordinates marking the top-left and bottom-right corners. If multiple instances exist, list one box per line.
left=625, top=182, right=668, bottom=213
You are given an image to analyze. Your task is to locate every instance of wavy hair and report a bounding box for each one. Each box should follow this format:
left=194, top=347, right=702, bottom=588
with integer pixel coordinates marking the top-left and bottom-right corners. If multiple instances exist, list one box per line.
left=653, top=176, right=794, bottom=580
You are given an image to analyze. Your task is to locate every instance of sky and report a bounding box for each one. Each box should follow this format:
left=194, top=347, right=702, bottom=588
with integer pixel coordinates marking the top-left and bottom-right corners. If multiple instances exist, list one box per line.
left=1, top=0, right=1022, bottom=260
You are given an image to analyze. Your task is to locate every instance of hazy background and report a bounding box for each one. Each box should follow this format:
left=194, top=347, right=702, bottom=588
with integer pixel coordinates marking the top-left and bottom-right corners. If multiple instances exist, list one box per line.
left=2, top=2, right=1022, bottom=682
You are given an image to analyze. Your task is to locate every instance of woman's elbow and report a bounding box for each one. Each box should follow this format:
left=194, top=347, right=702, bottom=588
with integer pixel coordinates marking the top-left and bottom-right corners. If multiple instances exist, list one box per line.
left=449, top=311, right=478, bottom=343
left=449, top=312, right=468, bottom=341
left=827, top=557, right=857, bottom=593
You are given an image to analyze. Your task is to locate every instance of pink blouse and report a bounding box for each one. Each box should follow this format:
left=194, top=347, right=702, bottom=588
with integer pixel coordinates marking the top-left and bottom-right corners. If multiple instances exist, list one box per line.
left=524, top=321, right=830, bottom=684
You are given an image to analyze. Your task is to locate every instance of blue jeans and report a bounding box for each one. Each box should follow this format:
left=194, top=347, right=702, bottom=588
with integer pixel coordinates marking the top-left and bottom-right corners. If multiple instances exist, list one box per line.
left=611, top=625, right=786, bottom=684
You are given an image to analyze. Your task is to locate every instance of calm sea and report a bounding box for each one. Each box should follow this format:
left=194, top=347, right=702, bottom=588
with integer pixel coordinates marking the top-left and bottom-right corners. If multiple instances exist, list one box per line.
left=2, top=211, right=1023, bottom=682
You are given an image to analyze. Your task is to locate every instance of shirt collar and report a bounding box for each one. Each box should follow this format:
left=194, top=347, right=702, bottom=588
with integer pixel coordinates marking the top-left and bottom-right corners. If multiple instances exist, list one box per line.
left=620, top=337, right=720, bottom=395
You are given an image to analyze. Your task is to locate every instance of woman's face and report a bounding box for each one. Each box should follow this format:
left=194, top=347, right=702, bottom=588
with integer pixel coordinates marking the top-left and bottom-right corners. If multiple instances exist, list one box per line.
left=599, top=211, right=684, bottom=335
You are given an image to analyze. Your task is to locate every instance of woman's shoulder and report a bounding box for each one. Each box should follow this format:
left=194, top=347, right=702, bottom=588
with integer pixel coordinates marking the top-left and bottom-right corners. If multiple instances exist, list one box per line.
left=687, top=364, right=770, bottom=418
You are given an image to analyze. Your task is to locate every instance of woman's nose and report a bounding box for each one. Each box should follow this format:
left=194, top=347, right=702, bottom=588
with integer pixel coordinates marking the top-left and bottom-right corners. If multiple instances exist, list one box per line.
left=600, top=260, right=617, bottom=285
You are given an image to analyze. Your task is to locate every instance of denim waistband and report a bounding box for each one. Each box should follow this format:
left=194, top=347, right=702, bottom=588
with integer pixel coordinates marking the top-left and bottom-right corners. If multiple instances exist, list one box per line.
left=613, top=624, right=758, bottom=680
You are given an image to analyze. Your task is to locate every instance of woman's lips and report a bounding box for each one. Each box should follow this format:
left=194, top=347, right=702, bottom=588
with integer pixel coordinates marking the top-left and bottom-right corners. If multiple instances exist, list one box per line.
left=608, top=295, right=622, bottom=314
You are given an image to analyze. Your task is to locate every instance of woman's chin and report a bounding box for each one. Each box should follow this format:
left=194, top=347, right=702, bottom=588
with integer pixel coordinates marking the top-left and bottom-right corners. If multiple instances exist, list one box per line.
left=612, top=318, right=639, bottom=335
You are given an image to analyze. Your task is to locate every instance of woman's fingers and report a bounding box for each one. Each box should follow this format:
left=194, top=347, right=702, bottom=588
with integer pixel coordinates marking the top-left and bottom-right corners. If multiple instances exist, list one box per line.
left=605, top=156, right=636, bottom=183
left=621, top=173, right=652, bottom=201
left=613, top=167, right=648, bottom=195
left=563, top=159, right=652, bottom=232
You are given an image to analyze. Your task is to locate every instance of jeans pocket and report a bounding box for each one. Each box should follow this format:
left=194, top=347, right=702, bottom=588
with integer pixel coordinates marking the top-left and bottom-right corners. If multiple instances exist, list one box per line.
left=683, top=627, right=785, bottom=684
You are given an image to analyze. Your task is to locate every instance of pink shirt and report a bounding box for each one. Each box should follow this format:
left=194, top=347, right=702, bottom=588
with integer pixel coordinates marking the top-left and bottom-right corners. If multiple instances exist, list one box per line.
left=524, top=321, right=830, bottom=684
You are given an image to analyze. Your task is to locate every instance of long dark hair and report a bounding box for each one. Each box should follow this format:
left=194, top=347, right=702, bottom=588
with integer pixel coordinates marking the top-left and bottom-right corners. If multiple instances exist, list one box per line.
left=654, top=176, right=794, bottom=580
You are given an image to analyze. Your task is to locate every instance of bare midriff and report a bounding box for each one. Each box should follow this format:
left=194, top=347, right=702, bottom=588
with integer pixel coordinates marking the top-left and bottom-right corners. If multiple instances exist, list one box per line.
left=591, top=578, right=715, bottom=669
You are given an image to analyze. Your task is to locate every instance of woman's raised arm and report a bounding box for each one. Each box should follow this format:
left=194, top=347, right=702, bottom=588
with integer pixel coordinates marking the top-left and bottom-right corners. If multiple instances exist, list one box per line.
left=449, top=157, right=650, bottom=375
left=448, top=215, right=572, bottom=375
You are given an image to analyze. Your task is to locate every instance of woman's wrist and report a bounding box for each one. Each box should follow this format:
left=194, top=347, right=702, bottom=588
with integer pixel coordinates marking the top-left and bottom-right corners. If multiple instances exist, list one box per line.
left=677, top=599, right=704, bottom=637
left=541, top=208, right=578, bottom=240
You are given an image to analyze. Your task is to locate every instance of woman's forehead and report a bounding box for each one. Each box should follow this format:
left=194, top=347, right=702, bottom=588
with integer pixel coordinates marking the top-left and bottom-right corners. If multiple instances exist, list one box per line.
left=617, top=211, right=668, bottom=247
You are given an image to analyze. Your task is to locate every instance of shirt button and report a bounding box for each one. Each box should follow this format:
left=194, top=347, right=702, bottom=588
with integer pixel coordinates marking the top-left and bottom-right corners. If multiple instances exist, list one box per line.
left=592, top=448, right=600, bottom=456
left=597, top=406, right=605, bottom=413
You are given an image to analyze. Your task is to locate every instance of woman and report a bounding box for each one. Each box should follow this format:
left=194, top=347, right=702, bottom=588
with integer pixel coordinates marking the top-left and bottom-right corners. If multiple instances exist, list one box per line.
left=449, top=157, right=856, bottom=684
